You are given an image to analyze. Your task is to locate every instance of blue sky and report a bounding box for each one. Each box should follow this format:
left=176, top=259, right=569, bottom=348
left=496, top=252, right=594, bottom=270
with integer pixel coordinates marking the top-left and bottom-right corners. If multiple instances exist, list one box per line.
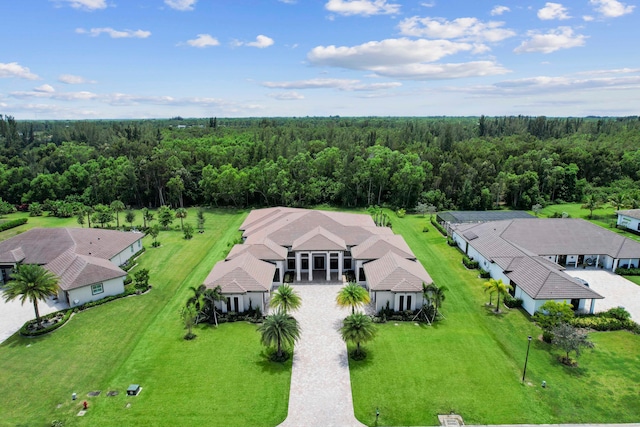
left=0, top=0, right=638, bottom=119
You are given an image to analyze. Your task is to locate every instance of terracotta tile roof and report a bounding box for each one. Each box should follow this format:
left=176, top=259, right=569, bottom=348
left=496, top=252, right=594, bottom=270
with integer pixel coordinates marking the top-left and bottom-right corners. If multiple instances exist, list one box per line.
left=364, top=252, right=433, bottom=292
left=226, top=238, right=288, bottom=261
left=204, top=253, right=274, bottom=294
left=617, top=209, right=640, bottom=220
left=351, top=235, right=415, bottom=260
left=291, top=226, right=347, bottom=251
left=46, top=250, right=126, bottom=291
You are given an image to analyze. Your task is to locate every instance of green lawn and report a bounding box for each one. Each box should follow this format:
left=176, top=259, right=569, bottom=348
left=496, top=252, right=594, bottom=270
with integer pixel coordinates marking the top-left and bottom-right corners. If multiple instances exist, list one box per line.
left=350, top=213, right=640, bottom=426
left=0, top=209, right=291, bottom=427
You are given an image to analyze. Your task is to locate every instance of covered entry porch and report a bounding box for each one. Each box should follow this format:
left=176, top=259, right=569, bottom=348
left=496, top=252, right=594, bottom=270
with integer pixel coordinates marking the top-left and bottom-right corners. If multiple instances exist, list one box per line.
left=290, top=251, right=351, bottom=282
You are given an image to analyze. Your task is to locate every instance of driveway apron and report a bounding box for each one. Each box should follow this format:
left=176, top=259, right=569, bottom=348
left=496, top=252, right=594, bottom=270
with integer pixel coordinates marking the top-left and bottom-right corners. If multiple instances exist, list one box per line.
left=278, top=283, right=366, bottom=427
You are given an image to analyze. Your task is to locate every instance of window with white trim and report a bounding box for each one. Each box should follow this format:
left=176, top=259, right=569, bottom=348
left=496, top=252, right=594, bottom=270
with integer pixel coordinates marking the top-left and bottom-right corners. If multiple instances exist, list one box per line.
left=91, top=283, right=104, bottom=295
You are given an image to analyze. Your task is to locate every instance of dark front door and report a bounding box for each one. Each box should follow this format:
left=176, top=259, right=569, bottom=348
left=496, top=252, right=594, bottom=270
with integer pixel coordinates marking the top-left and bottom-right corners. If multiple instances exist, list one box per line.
left=399, top=295, right=405, bottom=312
left=557, top=255, right=567, bottom=266
left=234, top=297, right=239, bottom=312
left=570, top=299, right=580, bottom=310
left=407, top=295, right=412, bottom=311
left=314, top=256, right=325, bottom=270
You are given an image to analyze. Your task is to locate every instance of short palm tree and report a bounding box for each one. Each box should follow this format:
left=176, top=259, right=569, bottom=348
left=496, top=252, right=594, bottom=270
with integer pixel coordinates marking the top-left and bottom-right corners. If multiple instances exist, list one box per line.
left=270, top=284, right=301, bottom=314
left=422, top=282, right=447, bottom=321
left=203, top=285, right=226, bottom=327
left=336, top=282, right=370, bottom=314
left=3, top=264, right=59, bottom=328
left=257, top=311, right=301, bottom=361
left=175, top=207, right=188, bottom=230
left=340, top=312, right=377, bottom=360
left=483, top=278, right=513, bottom=313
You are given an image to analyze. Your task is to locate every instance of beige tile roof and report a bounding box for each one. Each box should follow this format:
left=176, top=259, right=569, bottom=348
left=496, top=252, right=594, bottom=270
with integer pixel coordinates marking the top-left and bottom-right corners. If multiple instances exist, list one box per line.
left=0, top=247, right=25, bottom=263
left=364, top=252, right=433, bottom=292
left=617, top=209, right=640, bottom=220
left=46, top=250, right=126, bottom=291
left=204, top=252, right=274, bottom=294
left=291, top=227, right=346, bottom=251
left=351, top=235, right=415, bottom=260
left=226, top=238, right=287, bottom=261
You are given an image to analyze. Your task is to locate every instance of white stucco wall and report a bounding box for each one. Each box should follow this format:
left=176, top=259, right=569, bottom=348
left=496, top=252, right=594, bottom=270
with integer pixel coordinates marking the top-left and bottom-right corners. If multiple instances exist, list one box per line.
left=617, top=214, right=640, bottom=232
left=66, top=276, right=125, bottom=307
left=219, top=292, right=267, bottom=313
left=110, top=238, right=143, bottom=266
left=372, top=290, right=424, bottom=312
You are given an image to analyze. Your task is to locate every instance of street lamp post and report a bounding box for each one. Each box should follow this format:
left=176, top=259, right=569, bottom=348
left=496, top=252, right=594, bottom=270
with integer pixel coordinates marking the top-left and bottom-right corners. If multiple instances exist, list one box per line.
left=522, top=335, right=532, bottom=383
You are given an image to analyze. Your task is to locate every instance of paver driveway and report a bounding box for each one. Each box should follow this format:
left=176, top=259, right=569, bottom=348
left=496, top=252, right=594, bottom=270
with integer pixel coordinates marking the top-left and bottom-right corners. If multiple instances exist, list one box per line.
left=565, top=269, right=640, bottom=322
left=278, top=283, right=366, bottom=427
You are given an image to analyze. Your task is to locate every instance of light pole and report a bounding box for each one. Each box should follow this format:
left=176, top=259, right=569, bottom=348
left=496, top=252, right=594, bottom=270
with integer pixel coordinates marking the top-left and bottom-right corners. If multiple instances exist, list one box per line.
left=522, top=335, right=532, bottom=383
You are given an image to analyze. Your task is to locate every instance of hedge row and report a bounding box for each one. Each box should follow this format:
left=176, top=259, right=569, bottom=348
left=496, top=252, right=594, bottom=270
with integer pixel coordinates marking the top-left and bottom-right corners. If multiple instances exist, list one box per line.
left=120, top=247, right=147, bottom=271
left=430, top=217, right=448, bottom=236
left=615, top=267, right=640, bottom=276
left=463, top=256, right=480, bottom=269
left=0, top=217, right=27, bottom=232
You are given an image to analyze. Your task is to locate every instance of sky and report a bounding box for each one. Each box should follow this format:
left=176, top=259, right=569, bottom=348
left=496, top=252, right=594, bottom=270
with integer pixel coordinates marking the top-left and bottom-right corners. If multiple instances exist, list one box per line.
left=0, top=0, right=638, bottom=119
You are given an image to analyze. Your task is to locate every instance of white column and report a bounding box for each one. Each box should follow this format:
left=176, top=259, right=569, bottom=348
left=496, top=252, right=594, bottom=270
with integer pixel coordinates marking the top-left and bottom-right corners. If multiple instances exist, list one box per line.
left=613, top=258, right=619, bottom=271
left=338, top=251, right=343, bottom=281
left=308, top=252, right=313, bottom=281
left=355, top=260, right=360, bottom=282
left=296, top=252, right=301, bottom=282
left=575, top=256, right=579, bottom=268
left=595, top=255, right=600, bottom=268
left=326, top=252, right=331, bottom=281
left=279, top=261, right=284, bottom=283
left=590, top=299, right=595, bottom=314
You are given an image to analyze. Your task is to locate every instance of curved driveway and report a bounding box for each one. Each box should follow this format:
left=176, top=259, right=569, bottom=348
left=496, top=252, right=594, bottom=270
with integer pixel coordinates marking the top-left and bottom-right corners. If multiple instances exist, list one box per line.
left=278, top=283, right=366, bottom=427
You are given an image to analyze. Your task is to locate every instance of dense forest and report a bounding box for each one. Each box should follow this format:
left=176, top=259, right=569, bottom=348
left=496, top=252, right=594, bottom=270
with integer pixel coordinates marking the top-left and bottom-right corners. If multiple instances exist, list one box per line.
left=1, top=114, right=640, bottom=214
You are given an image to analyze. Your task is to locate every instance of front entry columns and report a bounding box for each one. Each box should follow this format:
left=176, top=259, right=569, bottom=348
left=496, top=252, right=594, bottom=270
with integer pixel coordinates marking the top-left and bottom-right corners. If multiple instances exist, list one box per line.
left=338, top=251, right=343, bottom=281
left=296, top=252, right=302, bottom=282
left=613, top=259, right=619, bottom=270
left=326, top=252, right=331, bottom=281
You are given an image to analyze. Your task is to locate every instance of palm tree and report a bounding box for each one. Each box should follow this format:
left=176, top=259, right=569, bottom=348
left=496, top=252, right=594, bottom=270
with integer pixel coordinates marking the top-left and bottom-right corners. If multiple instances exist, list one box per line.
left=110, top=200, right=125, bottom=229
left=422, top=282, right=447, bottom=321
left=581, top=194, right=601, bottom=219
left=336, top=282, right=370, bottom=314
left=483, top=278, right=513, bottom=313
left=257, top=311, right=301, bottom=360
left=270, top=284, right=301, bottom=314
left=340, top=313, right=377, bottom=359
left=3, top=264, right=59, bottom=328
left=181, top=303, right=198, bottom=340
left=175, top=207, right=188, bottom=230
left=610, top=193, right=627, bottom=212
left=203, top=285, right=226, bottom=327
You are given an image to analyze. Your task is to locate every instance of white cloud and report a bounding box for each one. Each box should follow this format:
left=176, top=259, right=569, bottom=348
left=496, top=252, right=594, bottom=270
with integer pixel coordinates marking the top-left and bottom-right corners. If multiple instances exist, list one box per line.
left=421, top=2, right=435, bottom=7
left=325, top=0, right=401, bottom=16
left=366, top=61, right=509, bottom=80
left=589, top=0, right=634, bottom=17
left=267, top=91, right=304, bottom=100
left=76, top=27, right=151, bottom=38
left=398, top=16, right=516, bottom=42
left=278, top=0, right=297, bottom=3
left=490, top=5, right=510, bottom=16
left=583, top=15, right=595, bottom=21
left=262, top=78, right=402, bottom=91
left=246, top=35, right=275, bottom=48
left=0, top=62, right=39, bottom=80
left=186, top=34, right=220, bottom=48
left=10, top=90, right=98, bottom=101
left=55, top=0, right=107, bottom=11
left=165, top=0, right=197, bottom=11
left=58, top=74, right=96, bottom=84
left=308, top=38, right=473, bottom=69
left=34, top=84, right=55, bottom=93
left=514, top=27, right=587, bottom=54
left=538, top=2, right=571, bottom=20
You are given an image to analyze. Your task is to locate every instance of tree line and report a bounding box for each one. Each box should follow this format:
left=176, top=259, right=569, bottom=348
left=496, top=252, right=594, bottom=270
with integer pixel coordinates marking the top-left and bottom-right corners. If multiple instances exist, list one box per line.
left=1, top=114, right=640, bottom=212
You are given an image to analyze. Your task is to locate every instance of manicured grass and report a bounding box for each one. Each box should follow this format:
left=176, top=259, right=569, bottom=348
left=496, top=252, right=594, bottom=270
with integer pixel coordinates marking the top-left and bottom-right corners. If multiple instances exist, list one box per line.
left=0, top=209, right=291, bottom=427
left=350, top=213, right=640, bottom=426
left=624, top=275, right=640, bottom=286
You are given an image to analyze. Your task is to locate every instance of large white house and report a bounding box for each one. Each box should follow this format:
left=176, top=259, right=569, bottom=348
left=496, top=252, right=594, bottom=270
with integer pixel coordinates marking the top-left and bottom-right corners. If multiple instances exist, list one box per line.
left=203, top=207, right=433, bottom=313
left=617, top=209, right=640, bottom=234
left=449, top=217, right=640, bottom=315
left=0, top=228, right=143, bottom=307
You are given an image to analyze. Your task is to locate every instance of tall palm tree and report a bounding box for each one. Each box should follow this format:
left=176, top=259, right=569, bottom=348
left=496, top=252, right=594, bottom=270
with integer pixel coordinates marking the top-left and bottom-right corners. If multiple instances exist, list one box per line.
left=336, top=282, right=370, bottom=314
left=340, top=313, right=377, bottom=359
left=610, top=193, right=627, bottom=212
left=422, top=282, right=447, bottom=321
left=175, top=207, right=188, bottom=230
left=110, top=200, right=125, bottom=229
left=203, top=285, right=227, bottom=327
left=3, top=264, right=59, bottom=328
left=257, top=311, right=301, bottom=360
left=581, top=194, right=601, bottom=219
left=483, top=278, right=513, bottom=313
left=270, top=284, right=301, bottom=314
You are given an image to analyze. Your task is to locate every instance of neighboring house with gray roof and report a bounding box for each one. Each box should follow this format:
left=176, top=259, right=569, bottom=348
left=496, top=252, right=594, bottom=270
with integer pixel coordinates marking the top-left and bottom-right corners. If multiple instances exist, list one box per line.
left=206, top=207, right=433, bottom=313
left=437, top=210, right=535, bottom=234
left=0, top=228, right=143, bottom=307
left=616, top=209, right=640, bottom=233
left=448, top=218, right=640, bottom=315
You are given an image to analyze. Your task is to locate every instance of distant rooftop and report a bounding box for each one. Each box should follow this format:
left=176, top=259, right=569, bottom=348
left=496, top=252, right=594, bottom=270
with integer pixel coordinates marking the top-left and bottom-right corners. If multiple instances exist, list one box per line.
left=437, top=210, right=535, bottom=224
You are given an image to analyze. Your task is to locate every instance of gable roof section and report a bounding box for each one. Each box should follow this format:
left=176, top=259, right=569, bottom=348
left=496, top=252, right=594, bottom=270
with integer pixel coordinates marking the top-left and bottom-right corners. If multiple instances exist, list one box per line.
left=0, top=247, right=25, bottom=264
left=364, top=252, right=433, bottom=292
left=46, top=250, right=126, bottom=291
left=204, top=253, right=274, bottom=294
left=227, top=238, right=287, bottom=261
left=291, top=226, right=346, bottom=251
left=351, top=235, right=415, bottom=260
left=617, top=209, right=640, bottom=220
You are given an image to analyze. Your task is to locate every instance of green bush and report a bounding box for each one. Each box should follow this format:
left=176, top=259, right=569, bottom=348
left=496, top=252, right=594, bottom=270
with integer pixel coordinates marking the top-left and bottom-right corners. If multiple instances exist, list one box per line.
left=604, top=306, right=632, bottom=321
left=462, top=256, right=479, bottom=269
left=430, top=216, right=447, bottom=236
left=0, top=217, right=27, bottom=232
left=615, top=267, right=640, bottom=276
left=396, top=208, right=406, bottom=218
left=479, top=269, right=491, bottom=279
left=542, top=330, right=554, bottom=343
left=503, top=294, right=523, bottom=308
left=447, top=237, right=457, bottom=246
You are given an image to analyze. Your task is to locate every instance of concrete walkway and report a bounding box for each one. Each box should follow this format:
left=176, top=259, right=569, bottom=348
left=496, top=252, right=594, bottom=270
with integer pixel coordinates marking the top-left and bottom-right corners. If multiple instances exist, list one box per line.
left=0, top=292, right=67, bottom=344
left=278, top=282, right=366, bottom=427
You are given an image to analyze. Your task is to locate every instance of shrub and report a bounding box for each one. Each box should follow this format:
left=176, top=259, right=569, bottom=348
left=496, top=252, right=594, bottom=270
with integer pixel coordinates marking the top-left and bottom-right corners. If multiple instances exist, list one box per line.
left=604, top=306, right=632, bottom=321
left=20, top=310, right=72, bottom=337
left=151, top=241, right=161, bottom=247
left=542, top=329, right=554, bottom=343
left=615, top=267, right=640, bottom=276
left=479, top=269, right=491, bottom=279
left=28, top=202, right=43, bottom=216
left=503, top=294, right=523, bottom=308
left=447, top=237, right=457, bottom=246
left=395, top=208, right=406, bottom=218
left=430, top=216, right=447, bottom=236
left=462, top=256, right=479, bottom=269
left=422, top=225, right=429, bottom=232
left=0, top=217, right=27, bottom=232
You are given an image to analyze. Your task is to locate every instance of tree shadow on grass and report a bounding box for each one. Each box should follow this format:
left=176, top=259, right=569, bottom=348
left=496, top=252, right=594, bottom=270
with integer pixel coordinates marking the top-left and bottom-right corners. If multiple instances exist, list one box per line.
left=345, top=347, right=375, bottom=371
left=255, top=349, right=293, bottom=374
left=547, top=351, right=588, bottom=377
left=483, top=304, right=508, bottom=318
